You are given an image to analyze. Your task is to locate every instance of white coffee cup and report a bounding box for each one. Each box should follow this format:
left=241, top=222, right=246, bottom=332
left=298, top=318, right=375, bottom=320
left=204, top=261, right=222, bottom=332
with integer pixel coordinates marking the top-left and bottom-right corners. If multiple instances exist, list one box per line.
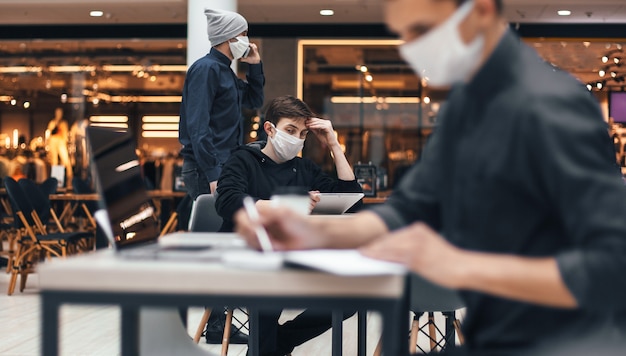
left=270, top=186, right=310, bottom=216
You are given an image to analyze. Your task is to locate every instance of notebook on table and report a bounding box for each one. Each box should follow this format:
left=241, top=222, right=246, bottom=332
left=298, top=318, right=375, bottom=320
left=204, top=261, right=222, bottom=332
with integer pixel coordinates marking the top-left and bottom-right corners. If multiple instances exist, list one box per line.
left=86, top=126, right=245, bottom=260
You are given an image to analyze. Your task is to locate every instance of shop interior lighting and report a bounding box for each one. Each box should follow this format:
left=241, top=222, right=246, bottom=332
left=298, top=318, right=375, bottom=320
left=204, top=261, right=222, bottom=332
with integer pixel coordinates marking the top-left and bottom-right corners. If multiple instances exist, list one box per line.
left=320, top=9, right=334, bottom=16
left=0, top=64, right=187, bottom=74
left=90, top=10, right=104, bottom=17
left=330, top=96, right=421, bottom=104
left=557, top=10, right=571, bottom=16
left=141, top=115, right=179, bottom=138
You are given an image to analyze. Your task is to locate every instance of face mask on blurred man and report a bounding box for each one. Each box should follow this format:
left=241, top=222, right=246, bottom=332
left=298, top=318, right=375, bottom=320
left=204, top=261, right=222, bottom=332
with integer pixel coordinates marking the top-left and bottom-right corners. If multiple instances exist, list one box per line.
left=399, top=1, right=484, bottom=87
left=229, top=36, right=250, bottom=60
left=269, top=123, right=305, bottom=162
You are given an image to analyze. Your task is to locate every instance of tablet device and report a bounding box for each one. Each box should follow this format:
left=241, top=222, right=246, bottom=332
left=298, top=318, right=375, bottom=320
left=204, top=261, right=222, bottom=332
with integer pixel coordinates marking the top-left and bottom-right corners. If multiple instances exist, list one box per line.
left=311, top=193, right=364, bottom=215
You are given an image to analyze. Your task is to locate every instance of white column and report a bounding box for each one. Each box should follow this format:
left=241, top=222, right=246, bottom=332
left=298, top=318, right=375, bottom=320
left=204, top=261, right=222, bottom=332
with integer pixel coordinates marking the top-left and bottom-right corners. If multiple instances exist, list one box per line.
left=187, top=0, right=237, bottom=67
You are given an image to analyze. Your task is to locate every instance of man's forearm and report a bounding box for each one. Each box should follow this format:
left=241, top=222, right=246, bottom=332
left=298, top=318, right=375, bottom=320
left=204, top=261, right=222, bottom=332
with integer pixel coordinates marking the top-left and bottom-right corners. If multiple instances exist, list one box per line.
left=309, top=211, right=388, bottom=249
left=457, top=252, right=578, bottom=308
left=330, top=143, right=355, bottom=181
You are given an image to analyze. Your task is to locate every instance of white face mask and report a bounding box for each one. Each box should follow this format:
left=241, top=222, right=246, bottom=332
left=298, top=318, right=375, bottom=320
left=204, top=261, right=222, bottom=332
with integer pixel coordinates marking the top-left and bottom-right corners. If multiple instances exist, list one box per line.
left=268, top=123, right=305, bottom=162
left=399, top=1, right=484, bottom=87
left=229, top=36, right=250, bottom=60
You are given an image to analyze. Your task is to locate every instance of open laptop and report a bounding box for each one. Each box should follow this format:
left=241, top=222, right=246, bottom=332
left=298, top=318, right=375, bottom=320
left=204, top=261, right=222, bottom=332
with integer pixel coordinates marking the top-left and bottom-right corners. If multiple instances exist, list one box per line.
left=311, top=192, right=364, bottom=215
left=86, top=126, right=245, bottom=260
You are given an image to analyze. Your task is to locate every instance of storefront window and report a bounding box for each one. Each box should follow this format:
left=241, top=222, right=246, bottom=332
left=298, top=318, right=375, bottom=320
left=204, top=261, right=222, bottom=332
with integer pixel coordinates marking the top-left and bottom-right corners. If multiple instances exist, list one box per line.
left=297, top=39, right=449, bottom=188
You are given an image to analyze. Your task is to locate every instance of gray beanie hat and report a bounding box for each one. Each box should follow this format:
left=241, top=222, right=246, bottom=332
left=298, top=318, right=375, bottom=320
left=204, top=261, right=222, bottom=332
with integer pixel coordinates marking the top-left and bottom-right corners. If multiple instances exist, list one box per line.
left=205, top=9, right=248, bottom=46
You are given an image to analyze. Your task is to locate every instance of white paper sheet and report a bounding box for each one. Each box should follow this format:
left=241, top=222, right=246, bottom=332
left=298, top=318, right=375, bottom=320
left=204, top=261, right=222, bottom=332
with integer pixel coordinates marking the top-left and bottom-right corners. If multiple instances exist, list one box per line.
left=284, top=249, right=406, bottom=276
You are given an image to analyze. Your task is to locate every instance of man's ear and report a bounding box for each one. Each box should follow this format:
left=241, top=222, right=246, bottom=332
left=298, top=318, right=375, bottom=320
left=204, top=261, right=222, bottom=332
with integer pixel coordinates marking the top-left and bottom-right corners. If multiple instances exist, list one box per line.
left=263, top=121, right=273, bottom=136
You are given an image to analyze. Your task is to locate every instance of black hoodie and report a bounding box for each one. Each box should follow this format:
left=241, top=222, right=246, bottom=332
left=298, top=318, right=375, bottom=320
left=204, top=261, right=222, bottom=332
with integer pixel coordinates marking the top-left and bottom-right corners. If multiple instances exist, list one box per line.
left=215, top=141, right=363, bottom=231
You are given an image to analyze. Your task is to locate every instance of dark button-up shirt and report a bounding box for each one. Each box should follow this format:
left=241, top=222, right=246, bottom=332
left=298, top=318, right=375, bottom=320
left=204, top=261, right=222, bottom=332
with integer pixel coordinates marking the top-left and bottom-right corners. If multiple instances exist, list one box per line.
left=372, top=30, right=626, bottom=353
left=179, top=48, right=264, bottom=182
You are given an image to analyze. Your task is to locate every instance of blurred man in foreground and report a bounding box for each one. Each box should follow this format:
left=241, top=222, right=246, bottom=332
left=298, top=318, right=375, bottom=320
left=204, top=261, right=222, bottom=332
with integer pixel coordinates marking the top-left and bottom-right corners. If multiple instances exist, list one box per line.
left=236, top=0, right=626, bottom=354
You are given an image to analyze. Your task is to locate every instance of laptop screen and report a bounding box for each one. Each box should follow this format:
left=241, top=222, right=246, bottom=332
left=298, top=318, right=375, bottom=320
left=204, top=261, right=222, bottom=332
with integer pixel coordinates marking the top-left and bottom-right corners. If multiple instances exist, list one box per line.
left=86, top=126, right=160, bottom=249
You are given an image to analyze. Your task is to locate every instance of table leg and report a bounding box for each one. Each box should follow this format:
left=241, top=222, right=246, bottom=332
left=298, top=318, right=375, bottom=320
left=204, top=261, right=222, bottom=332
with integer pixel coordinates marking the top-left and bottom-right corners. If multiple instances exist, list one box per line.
left=41, top=295, right=59, bottom=356
left=331, top=310, right=343, bottom=356
left=382, top=285, right=410, bottom=356
left=121, top=307, right=139, bottom=356
left=357, top=311, right=367, bottom=356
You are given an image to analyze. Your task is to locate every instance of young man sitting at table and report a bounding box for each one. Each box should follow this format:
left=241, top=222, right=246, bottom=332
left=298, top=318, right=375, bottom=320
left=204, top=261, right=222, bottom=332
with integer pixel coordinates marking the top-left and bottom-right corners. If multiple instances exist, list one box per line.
left=215, top=95, right=362, bottom=356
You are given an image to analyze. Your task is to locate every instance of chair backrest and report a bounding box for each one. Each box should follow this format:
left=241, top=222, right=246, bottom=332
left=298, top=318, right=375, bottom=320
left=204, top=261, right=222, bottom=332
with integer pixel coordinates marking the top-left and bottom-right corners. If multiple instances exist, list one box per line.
left=40, top=177, right=59, bottom=195
left=71, top=177, right=98, bottom=213
left=188, top=194, right=223, bottom=232
left=18, top=178, right=52, bottom=223
left=3, top=177, right=36, bottom=228
left=72, top=177, right=93, bottom=194
left=410, top=274, right=465, bottom=313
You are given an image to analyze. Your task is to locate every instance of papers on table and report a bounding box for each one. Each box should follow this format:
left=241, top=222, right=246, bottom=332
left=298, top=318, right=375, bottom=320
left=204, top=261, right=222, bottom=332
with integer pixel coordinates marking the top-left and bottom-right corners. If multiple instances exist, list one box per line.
left=283, top=249, right=406, bottom=276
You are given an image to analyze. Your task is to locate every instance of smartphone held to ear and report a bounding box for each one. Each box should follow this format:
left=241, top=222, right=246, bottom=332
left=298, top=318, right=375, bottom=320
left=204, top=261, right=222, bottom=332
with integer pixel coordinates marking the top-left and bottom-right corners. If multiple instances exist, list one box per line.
left=242, top=46, right=251, bottom=58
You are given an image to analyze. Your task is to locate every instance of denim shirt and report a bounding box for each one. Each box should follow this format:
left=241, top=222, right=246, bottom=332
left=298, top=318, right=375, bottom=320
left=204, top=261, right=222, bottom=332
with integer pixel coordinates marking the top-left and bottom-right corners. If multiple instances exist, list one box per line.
left=179, top=48, right=264, bottom=182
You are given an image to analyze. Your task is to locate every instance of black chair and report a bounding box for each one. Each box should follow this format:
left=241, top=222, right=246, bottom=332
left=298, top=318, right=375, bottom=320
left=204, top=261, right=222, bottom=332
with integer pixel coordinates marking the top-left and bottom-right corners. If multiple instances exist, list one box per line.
left=18, top=178, right=63, bottom=233
left=71, top=177, right=98, bottom=229
left=158, top=195, right=192, bottom=236
left=40, top=177, right=59, bottom=196
left=374, top=274, right=465, bottom=355
left=3, top=177, right=94, bottom=295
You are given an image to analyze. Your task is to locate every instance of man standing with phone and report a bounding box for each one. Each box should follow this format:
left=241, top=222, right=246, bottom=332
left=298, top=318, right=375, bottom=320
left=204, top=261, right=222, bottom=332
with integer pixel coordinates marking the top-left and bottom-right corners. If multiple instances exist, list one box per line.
left=179, top=8, right=264, bottom=345
left=179, top=8, right=264, bottom=199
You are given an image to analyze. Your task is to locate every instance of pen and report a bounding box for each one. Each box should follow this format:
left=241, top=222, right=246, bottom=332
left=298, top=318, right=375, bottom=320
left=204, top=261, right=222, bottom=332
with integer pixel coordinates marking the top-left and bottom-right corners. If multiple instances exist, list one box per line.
left=242, top=196, right=274, bottom=252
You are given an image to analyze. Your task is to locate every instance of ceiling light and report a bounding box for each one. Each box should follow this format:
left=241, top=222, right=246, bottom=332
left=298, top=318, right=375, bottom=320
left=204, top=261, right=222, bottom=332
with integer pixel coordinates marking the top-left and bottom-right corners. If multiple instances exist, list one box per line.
left=597, top=82, right=603, bottom=89
left=557, top=10, right=571, bottom=16
left=602, top=56, right=609, bottom=63
left=90, top=10, right=104, bottom=17
left=586, top=84, right=593, bottom=91
left=23, top=101, right=30, bottom=109
left=599, top=70, right=606, bottom=77
left=615, top=57, right=621, bottom=64
left=423, top=96, right=431, bottom=104
left=611, top=72, right=618, bottom=78
left=359, top=65, right=368, bottom=73
left=365, top=74, right=373, bottom=82
left=10, top=99, right=17, bottom=105
left=320, top=9, right=334, bottom=16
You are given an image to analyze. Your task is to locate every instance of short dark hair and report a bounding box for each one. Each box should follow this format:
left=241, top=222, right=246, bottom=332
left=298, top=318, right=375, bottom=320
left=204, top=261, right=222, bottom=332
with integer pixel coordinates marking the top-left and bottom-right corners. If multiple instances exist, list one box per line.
left=455, top=0, right=503, bottom=14
left=264, top=95, right=314, bottom=126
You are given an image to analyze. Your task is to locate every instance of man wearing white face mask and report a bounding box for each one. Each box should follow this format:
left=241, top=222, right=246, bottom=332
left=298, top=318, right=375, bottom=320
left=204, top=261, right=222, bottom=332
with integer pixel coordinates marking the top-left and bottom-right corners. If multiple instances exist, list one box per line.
left=234, top=0, right=626, bottom=355
left=216, top=95, right=362, bottom=231
left=216, top=95, right=362, bottom=355
left=179, top=8, right=264, bottom=200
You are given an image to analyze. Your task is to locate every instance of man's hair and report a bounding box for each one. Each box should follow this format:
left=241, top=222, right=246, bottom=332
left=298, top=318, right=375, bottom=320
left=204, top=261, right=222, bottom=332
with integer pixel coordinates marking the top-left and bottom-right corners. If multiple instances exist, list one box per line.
left=455, top=0, right=503, bottom=14
left=264, top=95, right=314, bottom=126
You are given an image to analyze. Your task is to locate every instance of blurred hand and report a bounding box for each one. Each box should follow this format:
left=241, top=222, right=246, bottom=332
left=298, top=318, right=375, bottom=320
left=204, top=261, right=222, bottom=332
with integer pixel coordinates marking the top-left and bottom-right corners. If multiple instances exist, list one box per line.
left=209, top=180, right=218, bottom=194
left=234, top=204, right=323, bottom=251
left=240, top=43, right=261, bottom=64
left=308, top=190, right=320, bottom=213
left=360, top=222, right=465, bottom=289
left=306, top=118, right=338, bottom=147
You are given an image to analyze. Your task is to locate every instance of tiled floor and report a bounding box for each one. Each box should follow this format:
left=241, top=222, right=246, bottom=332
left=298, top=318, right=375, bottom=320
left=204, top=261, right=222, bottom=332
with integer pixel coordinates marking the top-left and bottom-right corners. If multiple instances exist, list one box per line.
left=0, top=265, right=461, bottom=355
